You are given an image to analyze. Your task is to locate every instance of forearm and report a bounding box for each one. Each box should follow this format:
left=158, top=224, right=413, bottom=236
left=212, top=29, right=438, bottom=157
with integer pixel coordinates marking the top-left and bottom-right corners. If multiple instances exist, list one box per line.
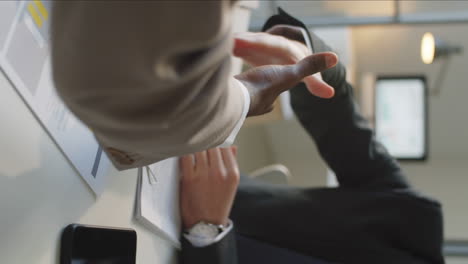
left=291, top=34, right=409, bottom=190
left=91, top=75, right=245, bottom=170
left=51, top=1, right=246, bottom=169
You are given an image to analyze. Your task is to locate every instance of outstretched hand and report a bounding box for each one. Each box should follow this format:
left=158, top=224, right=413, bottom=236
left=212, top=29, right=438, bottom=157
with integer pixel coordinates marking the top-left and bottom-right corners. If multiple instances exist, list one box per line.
left=235, top=52, right=337, bottom=116
left=233, top=25, right=338, bottom=112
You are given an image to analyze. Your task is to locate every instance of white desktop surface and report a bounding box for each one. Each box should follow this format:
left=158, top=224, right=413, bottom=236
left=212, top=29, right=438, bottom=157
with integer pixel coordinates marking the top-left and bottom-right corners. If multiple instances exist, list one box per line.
left=0, top=70, right=177, bottom=264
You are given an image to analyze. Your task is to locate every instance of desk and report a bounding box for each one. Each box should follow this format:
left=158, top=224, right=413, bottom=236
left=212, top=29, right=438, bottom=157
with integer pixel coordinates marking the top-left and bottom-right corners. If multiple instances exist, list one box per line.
left=0, top=71, right=176, bottom=263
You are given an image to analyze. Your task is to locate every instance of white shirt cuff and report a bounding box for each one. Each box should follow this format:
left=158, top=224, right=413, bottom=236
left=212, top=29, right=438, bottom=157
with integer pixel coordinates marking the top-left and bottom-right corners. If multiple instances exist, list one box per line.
left=183, top=220, right=234, bottom=248
left=219, top=79, right=250, bottom=147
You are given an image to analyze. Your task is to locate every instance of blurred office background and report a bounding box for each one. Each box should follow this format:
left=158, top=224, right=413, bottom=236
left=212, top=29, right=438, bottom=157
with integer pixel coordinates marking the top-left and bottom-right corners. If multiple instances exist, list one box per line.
left=235, top=1, right=468, bottom=263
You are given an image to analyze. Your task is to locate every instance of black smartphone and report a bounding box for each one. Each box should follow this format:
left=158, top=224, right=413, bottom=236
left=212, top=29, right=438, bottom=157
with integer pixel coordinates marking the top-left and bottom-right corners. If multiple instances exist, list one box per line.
left=60, top=224, right=137, bottom=264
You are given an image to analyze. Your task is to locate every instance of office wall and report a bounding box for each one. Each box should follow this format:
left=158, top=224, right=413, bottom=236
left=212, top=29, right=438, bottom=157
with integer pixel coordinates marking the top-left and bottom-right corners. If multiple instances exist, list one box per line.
left=352, top=24, right=468, bottom=240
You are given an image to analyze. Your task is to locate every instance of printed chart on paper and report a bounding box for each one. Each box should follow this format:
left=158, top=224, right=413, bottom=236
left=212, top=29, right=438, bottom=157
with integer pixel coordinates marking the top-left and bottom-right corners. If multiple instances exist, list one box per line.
left=0, top=1, right=110, bottom=195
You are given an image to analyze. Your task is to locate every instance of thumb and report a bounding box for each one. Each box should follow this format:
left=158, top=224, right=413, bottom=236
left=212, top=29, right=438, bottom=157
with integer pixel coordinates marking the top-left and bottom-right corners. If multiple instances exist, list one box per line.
left=293, top=52, right=338, bottom=81
left=270, top=52, right=337, bottom=97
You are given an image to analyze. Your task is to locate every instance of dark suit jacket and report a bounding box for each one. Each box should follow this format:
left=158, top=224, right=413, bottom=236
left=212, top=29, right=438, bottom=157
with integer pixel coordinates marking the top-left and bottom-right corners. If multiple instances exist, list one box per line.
left=180, top=8, right=444, bottom=264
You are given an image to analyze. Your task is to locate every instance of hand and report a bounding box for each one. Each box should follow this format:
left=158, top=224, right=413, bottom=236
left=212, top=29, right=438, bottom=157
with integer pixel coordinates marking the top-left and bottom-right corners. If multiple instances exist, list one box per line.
left=234, top=25, right=337, bottom=101
left=179, top=147, right=240, bottom=229
left=235, top=52, right=338, bottom=116
left=234, top=30, right=310, bottom=67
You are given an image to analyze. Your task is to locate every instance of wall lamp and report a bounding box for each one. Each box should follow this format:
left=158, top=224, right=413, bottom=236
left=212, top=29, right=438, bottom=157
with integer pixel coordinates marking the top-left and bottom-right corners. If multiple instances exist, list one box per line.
left=421, top=32, right=463, bottom=64
left=420, top=32, right=463, bottom=95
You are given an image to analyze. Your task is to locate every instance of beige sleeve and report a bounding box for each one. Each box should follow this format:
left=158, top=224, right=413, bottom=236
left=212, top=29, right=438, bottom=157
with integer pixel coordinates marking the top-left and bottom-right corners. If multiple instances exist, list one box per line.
left=51, top=1, right=244, bottom=170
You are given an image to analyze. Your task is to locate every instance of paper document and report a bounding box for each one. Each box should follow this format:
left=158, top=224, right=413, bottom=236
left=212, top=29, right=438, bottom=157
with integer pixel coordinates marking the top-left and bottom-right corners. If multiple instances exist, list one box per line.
left=135, top=158, right=181, bottom=248
left=0, top=1, right=110, bottom=195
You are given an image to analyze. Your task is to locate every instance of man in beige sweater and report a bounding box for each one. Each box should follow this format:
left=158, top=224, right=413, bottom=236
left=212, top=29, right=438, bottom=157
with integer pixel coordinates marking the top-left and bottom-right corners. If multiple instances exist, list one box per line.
left=51, top=1, right=337, bottom=170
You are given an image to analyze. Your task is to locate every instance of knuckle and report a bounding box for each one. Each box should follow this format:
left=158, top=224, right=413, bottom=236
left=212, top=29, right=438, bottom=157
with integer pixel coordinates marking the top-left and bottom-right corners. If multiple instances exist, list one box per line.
left=314, top=54, right=327, bottom=70
left=211, top=168, right=227, bottom=179
left=227, top=169, right=240, bottom=182
left=304, top=58, right=319, bottom=72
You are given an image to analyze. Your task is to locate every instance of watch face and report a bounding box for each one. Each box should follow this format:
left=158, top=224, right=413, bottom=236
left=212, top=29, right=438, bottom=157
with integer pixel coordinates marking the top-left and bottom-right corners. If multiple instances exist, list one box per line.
left=190, top=222, right=219, bottom=238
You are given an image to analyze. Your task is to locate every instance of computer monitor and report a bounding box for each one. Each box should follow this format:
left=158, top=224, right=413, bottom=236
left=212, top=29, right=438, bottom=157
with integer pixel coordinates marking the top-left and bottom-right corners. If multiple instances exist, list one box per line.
left=374, top=76, right=428, bottom=160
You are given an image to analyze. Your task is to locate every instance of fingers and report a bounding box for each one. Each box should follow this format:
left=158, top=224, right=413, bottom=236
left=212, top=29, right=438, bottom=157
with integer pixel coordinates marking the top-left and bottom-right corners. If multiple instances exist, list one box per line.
left=276, top=52, right=337, bottom=98
left=207, top=148, right=226, bottom=178
left=194, top=151, right=208, bottom=172
left=233, top=33, right=295, bottom=66
left=294, top=52, right=338, bottom=80
left=303, top=75, right=335, bottom=99
left=267, top=52, right=337, bottom=95
left=233, top=36, right=252, bottom=58
left=220, top=148, right=240, bottom=181
left=181, top=147, right=239, bottom=183
left=179, top=147, right=240, bottom=229
left=233, top=32, right=269, bottom=58
left=180, top=154, right=194, bottom=178
left=266, top=25, right=305, bottom=43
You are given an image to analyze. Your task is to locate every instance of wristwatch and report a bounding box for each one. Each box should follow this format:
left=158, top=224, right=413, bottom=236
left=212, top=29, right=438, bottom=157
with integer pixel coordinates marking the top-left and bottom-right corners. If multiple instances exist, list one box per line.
left=185, top=221, right=229, bottom=239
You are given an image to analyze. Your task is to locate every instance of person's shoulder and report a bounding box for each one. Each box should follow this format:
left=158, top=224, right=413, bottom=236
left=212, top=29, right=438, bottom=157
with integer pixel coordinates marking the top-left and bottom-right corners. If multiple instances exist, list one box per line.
left=391, top=188, right=442, bottom=208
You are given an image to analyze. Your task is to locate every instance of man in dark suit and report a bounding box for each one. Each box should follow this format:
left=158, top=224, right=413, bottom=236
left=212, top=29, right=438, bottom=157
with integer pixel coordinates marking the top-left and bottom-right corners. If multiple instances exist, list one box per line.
left=178, top=9, right=444, bottom=264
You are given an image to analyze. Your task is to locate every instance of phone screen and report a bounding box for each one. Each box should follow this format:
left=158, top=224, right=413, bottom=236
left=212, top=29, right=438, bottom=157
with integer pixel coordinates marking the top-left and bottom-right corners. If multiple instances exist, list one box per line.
left=61, top=224, right=137, bottom=264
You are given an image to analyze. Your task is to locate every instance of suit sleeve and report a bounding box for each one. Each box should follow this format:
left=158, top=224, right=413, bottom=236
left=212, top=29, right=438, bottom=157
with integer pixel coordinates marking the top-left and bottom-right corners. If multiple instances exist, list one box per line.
left=290, top=32, right=410, bottom=190
left=180, top=229, right=238, bottom=264
left=51, top=1, right=245, bottom=170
